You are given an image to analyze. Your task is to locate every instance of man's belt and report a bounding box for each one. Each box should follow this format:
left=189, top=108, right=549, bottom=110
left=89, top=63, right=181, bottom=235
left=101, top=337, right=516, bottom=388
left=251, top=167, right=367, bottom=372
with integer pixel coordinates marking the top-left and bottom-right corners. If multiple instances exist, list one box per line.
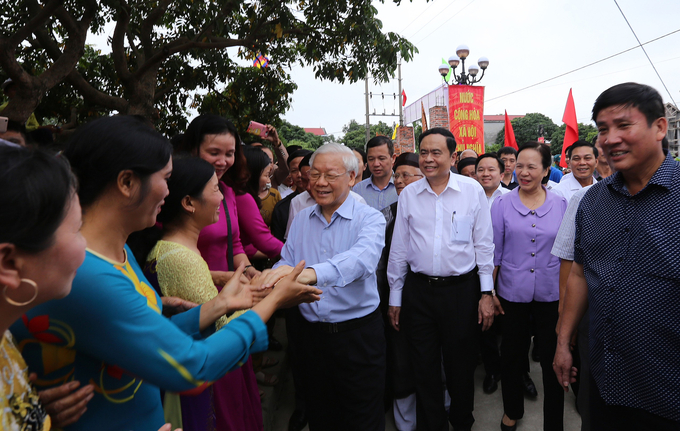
left=312, top=307, right=381, bottom=334
left=411, top=267, right=478, bottom=286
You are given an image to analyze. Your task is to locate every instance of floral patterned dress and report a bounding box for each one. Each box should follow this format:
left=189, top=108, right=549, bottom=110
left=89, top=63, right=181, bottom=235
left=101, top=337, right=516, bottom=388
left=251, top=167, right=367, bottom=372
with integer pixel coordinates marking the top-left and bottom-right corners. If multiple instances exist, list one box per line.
left=1, top=330, right=51, bottom=431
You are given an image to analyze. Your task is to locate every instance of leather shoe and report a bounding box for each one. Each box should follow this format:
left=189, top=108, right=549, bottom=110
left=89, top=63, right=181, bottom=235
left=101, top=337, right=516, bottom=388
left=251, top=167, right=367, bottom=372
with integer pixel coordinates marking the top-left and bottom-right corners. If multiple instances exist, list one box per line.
left=500, top=421, right=517, bottom=431
left=453, top=427, right=472, bottom=431
left=483, top=373, right=501, bottom=394
left=522, top=372, right=538, bottom=398
left=288, top=409, right=308, bottom=431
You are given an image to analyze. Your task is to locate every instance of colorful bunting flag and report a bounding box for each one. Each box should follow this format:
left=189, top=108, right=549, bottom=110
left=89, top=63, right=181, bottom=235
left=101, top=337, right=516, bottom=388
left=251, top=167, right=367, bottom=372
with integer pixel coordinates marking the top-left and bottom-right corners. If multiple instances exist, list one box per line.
left=253, top=53, right=269, bottom=68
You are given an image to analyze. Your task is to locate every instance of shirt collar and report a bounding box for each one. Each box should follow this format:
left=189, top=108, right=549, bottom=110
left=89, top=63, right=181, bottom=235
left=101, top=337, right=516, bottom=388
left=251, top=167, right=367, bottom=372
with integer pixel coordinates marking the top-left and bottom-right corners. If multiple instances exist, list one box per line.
left=609, top=152, right=677, bottom=195
left=564, top=174, right=597, bottom=190
left=310, top=191, right=355, bottom=223
left=509, top=186, right=555, bottom=217
left=367, top=175, right=395, bottom=191
left=418, top=172, right=461, bottom=196
left=493, top=183, right=505, bottom=197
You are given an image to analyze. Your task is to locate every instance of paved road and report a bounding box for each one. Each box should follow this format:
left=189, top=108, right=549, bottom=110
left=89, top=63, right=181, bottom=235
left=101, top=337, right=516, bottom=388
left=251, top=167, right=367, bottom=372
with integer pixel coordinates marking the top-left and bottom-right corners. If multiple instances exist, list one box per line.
left=264, top=317, right=581, bottom=431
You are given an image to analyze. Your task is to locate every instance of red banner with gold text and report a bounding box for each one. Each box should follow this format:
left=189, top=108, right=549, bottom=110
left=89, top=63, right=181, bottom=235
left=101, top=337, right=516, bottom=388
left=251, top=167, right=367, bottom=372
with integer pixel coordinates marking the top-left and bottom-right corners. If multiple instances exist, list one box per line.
left=448, top=85, right=485, bottom=155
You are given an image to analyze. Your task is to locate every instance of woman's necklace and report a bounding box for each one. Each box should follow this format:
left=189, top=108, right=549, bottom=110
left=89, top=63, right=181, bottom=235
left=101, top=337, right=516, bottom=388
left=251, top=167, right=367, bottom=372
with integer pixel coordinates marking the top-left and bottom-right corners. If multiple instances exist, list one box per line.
left=519, top=189, right=544, bottom=210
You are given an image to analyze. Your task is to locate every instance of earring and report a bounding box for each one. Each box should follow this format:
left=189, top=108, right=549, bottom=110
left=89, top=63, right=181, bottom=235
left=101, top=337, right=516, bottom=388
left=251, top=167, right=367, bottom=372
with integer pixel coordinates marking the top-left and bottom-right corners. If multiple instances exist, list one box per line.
left=3, top=278, right=39, bottom=307
left=191, top=208, right=195, bottom=214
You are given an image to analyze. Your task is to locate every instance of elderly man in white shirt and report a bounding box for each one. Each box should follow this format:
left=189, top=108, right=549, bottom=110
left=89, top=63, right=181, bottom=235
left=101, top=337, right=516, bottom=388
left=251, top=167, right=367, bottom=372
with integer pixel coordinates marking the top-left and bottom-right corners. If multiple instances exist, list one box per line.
left=388, top=128, right=495, bottom=431
left=552, top=141, right=598, bottom=201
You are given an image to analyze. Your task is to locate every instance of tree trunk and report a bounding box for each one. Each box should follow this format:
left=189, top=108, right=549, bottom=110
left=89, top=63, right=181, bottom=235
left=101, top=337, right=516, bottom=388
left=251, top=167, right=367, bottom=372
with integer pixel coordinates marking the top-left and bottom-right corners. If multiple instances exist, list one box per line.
left=0, top=79, right=45, bottom=124
left=126, top=67, right=160, bottom=123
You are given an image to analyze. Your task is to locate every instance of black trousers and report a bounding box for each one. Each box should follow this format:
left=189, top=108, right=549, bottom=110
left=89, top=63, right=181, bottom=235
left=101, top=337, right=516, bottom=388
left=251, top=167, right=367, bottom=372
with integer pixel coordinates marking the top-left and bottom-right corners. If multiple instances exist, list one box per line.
left=284, top=305, right=307, bottom=411
left=589, top=373, right=680, bottom=431
left=499, top=297, right=564, bottom=431
left=481, top=319, right=501, bottom=377
left=300, top=309, right=386, bottom=431
left=401, top=270, right=481, bottom=431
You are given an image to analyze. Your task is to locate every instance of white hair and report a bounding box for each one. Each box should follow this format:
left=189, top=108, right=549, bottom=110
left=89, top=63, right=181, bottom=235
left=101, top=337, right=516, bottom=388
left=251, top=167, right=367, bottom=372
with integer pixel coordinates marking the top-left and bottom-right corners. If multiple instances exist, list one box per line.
left=309, top=142, right=359, bottom=176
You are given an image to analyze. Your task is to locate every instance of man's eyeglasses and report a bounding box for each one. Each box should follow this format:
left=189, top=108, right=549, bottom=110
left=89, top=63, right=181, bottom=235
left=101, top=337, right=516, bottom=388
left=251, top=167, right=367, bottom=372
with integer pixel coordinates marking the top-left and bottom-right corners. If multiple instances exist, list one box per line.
left=308, top=171, right=349, bottom=183
left=394, top=173, right=423, bottom=180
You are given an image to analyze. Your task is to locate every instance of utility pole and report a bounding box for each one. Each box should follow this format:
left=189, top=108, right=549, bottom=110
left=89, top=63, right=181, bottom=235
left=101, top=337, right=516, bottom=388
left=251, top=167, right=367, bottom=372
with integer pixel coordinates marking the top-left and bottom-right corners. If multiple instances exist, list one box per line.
left=365, top=78, right=370, bottom=145
left=398, top=59, right=403, bottom=126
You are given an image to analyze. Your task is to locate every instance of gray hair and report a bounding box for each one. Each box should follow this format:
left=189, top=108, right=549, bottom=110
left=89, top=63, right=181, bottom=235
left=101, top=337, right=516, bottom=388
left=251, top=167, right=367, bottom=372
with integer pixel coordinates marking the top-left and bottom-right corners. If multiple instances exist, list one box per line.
left=309, top=142, right=359, bottom=176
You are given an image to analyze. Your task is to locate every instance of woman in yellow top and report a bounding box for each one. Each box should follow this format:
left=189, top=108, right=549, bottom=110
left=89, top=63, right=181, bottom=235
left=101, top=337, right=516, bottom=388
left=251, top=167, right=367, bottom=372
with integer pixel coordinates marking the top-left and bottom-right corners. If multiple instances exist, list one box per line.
left=136, top=156, right=291, bottom=430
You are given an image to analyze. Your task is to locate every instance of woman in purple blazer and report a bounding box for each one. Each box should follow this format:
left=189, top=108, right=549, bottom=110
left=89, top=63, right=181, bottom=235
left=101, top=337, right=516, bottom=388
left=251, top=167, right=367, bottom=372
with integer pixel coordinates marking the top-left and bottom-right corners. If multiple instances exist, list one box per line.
left=490, top=142, right=568, bottom=431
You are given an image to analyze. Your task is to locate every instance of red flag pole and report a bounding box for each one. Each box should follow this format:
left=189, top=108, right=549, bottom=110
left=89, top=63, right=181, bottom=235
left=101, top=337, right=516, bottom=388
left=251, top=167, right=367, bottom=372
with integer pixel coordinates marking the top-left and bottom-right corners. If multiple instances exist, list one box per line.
left=504, top=110, right=518, bottom=150
left=560, top=89, right=579, bottom=168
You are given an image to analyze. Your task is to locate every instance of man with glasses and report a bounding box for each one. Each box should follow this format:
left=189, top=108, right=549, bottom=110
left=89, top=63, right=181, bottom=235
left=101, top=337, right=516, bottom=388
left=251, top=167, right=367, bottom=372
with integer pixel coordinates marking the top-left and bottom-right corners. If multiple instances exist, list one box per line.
left=285, top=149, right=366, bottom=240
left=275, top=142, right=387, bottom=431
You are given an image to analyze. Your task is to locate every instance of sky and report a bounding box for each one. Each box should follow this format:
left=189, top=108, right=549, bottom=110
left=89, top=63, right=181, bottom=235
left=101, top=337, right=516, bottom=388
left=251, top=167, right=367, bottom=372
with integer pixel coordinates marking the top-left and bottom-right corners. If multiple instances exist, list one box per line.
left=85, top=0, right=680, bottom=139
left=280, top=0, right=680, bottom=138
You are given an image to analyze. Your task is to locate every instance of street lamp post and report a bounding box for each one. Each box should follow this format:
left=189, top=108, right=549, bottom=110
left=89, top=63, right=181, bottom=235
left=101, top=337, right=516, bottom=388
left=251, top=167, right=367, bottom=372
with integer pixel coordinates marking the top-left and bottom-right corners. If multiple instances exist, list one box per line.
left=439, top=44, right=489, bottom=85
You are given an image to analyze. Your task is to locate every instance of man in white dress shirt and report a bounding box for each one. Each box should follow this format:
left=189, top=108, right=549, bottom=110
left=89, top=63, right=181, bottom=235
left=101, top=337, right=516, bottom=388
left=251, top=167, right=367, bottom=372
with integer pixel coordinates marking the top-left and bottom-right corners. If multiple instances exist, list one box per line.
left=387, top=128, right=496, bottom=431
left=552, top=141, right=598, bottom=201
left=475, top=153, right=510, bottom=207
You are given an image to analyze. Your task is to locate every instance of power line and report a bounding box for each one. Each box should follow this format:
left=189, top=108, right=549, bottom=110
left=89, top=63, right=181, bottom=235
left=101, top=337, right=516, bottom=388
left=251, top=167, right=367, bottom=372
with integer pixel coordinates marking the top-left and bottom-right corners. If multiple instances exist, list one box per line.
left=406, top=0, right=461, bottom=40
left=414, top=0, right=478, bottom=46
left=398, top=2, right=437, bottom=35
left=612, top=0, right=677, bottom=106
left=486, top=27, right=680, bottom=103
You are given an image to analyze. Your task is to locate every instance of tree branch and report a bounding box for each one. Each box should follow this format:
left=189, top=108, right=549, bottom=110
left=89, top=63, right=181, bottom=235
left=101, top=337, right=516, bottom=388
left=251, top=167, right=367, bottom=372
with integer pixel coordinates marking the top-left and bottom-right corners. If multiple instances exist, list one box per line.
left=133, top=35, right=252, bottom=79
left=67, top=69, right=128, bottom=112
left=111, top=0, right=133, bottom=86
left=139, top=0, right=172, bottom=58
left=126, top=29, right=141, bottom=61
left=5, top=0, right=65, bottom=46
left=39, top=0, right=97, bottom=89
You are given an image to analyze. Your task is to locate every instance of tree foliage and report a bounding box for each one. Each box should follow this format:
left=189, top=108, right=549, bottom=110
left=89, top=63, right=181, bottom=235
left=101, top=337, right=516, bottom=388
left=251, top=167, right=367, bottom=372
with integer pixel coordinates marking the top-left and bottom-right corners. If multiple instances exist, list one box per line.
left=549, top=123, right=598, bottom=155
left=0, top=0, right=418, bottom=136
left=277, top=119, right=331, bottom=149
left=197, top=66, right=297, bottom=138
left=494, top=113, right=558, bottom=149
left=340, top=119, right=393, bottom=149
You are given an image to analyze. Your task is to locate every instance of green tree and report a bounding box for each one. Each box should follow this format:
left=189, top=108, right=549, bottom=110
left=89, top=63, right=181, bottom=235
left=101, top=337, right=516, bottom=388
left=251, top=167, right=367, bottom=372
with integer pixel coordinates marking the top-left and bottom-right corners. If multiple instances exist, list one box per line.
left=276, top=119, right=327, bottom=149
left=413, top=121, right=422, bottom=148
left=197, top=66, right=297, bottom=137
left=1, top=0, right=418, bottom=136
left=549, top=123, right=598, bottom=155
left=494, top=113, right=558, bottom=148
left=340, top=119, right=393, bottom=149
left=486, top=143, right=502, bottom=153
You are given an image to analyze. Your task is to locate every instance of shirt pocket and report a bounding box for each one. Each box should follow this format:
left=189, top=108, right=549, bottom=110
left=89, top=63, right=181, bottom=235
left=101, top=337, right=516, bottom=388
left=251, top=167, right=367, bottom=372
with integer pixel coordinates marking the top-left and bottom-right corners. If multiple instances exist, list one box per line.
left=450, top=215, right=474, bottom=244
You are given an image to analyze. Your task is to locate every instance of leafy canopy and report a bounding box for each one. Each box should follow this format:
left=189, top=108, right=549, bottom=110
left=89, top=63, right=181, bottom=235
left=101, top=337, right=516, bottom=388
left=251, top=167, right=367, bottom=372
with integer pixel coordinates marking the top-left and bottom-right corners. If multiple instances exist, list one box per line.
left=0, top=0, right=418, bottom=136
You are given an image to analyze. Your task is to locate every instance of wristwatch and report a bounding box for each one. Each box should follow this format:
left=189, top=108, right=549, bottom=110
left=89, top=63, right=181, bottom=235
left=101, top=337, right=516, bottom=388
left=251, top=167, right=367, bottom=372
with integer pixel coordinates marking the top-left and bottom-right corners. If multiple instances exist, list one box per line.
left=481, top=289, right=496, bottom=297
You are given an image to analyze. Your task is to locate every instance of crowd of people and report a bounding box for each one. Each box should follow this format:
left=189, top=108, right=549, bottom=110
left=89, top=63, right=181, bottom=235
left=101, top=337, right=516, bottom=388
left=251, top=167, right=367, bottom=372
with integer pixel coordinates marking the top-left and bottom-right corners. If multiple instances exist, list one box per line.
left=1, top=81, right=678, bottom=431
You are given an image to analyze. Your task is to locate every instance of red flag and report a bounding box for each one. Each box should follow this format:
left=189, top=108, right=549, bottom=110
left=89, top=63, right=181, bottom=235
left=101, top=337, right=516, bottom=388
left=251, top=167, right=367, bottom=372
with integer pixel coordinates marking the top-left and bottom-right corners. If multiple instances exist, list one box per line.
left=560, top=88, right=578, bottom=168
left=421, top=101, right=428, bottom=131
left=504, top=110, right=518, bottom=150
left=402, top=90, right=407, bottom=107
